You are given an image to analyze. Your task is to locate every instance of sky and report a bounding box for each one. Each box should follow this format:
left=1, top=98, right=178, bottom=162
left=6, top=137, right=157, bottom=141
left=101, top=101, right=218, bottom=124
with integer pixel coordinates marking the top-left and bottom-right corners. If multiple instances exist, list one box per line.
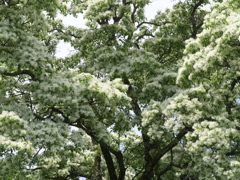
left=56, top=0, right=176, bottom=58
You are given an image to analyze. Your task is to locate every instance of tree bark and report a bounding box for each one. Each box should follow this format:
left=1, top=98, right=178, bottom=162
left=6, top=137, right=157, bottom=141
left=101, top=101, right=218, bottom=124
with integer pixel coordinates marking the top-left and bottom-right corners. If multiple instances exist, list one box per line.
left=139, top=127, right=192, bottom=180
left=92, top=138, right=103, bottom=180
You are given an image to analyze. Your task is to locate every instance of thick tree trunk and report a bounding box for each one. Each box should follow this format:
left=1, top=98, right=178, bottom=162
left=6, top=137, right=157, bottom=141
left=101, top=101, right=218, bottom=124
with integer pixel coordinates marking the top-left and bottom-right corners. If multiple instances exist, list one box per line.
left=92, top=138, right=103, bottom=180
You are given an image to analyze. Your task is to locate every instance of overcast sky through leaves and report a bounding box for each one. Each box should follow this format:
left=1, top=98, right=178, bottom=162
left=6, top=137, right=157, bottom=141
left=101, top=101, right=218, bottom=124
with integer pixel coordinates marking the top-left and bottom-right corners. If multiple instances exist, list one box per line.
left=56, top=0, right=176, bottom=58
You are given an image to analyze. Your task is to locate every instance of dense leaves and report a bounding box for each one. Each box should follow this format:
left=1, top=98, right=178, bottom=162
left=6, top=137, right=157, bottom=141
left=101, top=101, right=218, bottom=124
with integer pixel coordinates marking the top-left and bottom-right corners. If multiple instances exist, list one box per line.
left=0, top=0, right=239, bottom=179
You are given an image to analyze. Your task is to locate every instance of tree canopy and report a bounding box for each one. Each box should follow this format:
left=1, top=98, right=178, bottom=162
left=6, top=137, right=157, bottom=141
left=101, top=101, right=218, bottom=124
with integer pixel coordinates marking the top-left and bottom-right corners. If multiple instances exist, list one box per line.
left=0, top=0, right=240, bottom=179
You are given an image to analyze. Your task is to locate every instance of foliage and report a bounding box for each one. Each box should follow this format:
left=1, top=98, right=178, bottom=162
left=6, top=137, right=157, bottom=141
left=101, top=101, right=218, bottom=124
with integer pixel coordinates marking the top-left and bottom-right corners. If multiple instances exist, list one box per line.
left=0, top=0, right=239, bottom=179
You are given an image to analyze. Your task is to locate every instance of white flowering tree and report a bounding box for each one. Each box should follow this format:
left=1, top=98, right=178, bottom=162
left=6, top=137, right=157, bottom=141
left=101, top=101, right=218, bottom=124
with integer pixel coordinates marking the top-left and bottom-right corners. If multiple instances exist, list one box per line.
left=163, top=0, right=240, bottom=179
left=1, top=0, right=239, bottom=179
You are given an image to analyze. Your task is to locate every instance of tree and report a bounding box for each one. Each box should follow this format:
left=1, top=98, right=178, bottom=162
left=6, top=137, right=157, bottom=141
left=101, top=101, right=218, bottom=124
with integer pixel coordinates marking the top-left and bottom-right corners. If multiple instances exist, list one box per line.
left=164, top=0, right=240, bottom=178
left=0, top=0, right=239, bottom=179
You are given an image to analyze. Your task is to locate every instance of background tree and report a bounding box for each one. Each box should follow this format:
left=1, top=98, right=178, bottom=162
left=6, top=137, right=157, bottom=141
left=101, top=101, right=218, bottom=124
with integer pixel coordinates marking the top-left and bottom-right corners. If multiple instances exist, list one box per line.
left=1, top=0, right=239, bottom=180
left=163, top=0, right=240, bottom=178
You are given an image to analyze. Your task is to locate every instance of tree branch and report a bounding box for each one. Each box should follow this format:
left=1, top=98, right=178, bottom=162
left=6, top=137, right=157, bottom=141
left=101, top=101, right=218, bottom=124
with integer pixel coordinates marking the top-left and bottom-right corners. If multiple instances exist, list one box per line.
left=122, top=77, right=155, bottom=178
left=230, top=76, right=240, bottom=91
left=100, top=144, right=117, bottom=180
left=53, top=27, right=82, bottom=39
left=139, top=126, right=192, bottom=180
left=136, top=31, right=155, bottom=42
left=3, top=69, right=38, bottom=81
left=226, top=143, right=240, bottom=156
left=190, top=0, right=204, bottom=38
left=131, top=4, right=139, bottom=23
left=157, top=149, right=174, bottom=177
left=79, top=124, right=126, bottom=180
left=25, top=167, right=42, bottom=171
left=50, top=106, right=70, bottom=123
left=92, top=139, right=103, bottom=180
left=137, top=21, right=170, bottom=28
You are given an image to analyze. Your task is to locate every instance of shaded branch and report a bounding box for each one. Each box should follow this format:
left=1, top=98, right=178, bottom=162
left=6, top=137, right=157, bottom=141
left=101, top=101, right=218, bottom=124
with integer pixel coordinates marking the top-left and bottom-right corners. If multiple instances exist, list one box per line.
left=230, top=76, right=240, bottom=91
left=53, top=27, right=82, bottom=39
left=132, top=170, right=144, bottom=180
left=190, top=0, right=204, bottom=19
left=226, top=143, right=240, bottom=156
left=136, top=31, right=155, bottom=42
left=67, top=169, right=92, bottom=180
left=190, top=0, right=204, bottom=38
left=139, top=126, right=193, bottom=180
left=97, top=18, right=109, bottom=25
left=79, top=124, right=126, bottom=180
left=3, top=69, right=38, bottom=81
left=137, top=21, right=170, bottom=28
left=100, top=144, right=117, bottom=180
left=122, top=0, right=132, bottom=5
left=25, top=167, right=42, bottom=171
left=92, top=139, right=103, bottom=180
left=131, top=4, right=139, bottom=23
left=49, top=169, right=92, bottom=180
left=226, top=150, right=240, bottom=156
left=122, top=77, right=155, bottom=178
left=50, top=106, right=70, bottom=123
left=157, top=149, right=174, bottom=177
